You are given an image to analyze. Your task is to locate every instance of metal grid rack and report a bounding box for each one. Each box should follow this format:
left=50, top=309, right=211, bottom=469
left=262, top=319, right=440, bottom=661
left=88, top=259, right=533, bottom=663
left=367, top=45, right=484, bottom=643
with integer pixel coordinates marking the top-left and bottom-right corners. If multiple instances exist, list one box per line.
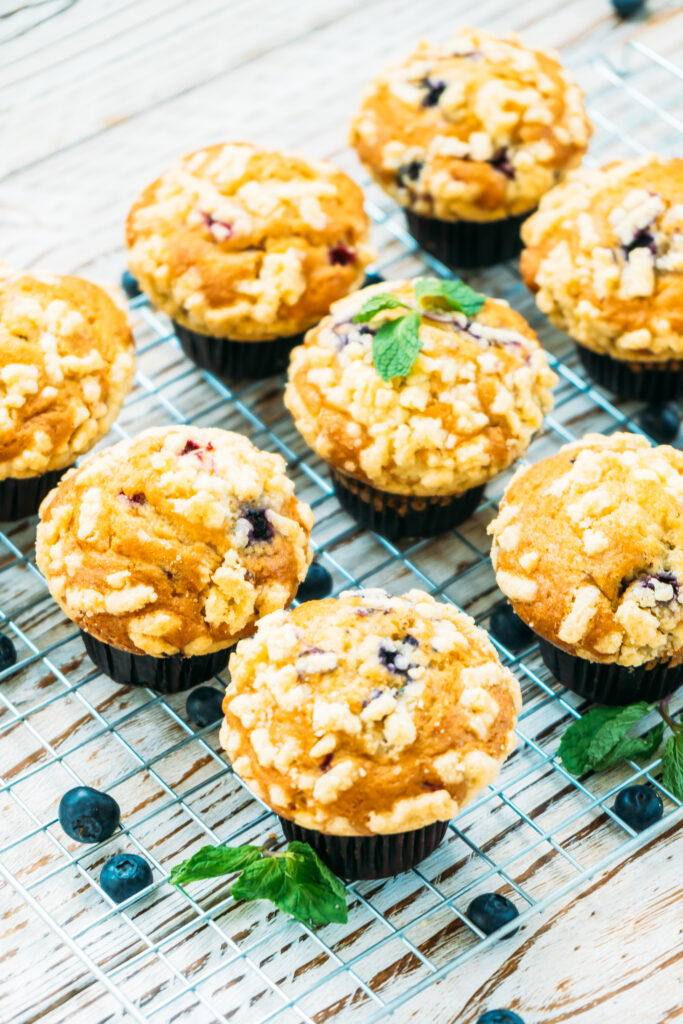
left=1, top=39, right=682, bottom=1024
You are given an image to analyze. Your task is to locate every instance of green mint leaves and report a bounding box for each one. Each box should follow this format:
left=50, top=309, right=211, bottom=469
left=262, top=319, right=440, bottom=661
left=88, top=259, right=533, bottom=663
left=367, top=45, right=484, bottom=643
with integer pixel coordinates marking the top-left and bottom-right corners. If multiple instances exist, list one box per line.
left=170, top=840, right=348, bottom=928
left=662, top=732, right=683, bottom=800
left=352, top=276, right=485, bottom=382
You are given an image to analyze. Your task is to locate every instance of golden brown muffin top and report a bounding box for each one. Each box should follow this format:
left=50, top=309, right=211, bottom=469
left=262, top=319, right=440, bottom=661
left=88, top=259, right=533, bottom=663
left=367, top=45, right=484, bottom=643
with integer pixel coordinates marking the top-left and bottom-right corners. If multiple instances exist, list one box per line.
left=489, top=432, right=683, bottom=668
left=221, top=589, right=521, bottom=835
left=126, top=142, right=374, bottom=341
left=521, top=156, right=683, bottom=361
left=350, top=27, right=591, bottom=222
left=0, top=269, right=135, bottom=480
left=36, top=427, right=313, bottom=657
left=284, top=279, right=556, bottom=496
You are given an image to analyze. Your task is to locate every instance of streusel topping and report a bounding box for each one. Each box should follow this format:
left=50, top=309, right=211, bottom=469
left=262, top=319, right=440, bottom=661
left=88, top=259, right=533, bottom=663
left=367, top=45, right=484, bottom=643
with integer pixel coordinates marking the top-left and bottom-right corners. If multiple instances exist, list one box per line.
left=221, top=588, right=521, bottom=835
left=36, top=427, right=313, bottom=657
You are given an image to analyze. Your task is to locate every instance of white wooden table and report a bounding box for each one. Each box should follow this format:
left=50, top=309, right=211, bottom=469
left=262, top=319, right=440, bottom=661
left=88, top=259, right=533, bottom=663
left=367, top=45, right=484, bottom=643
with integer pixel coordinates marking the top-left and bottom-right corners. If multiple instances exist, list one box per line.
left=0, top=3, right=681, bottom=1023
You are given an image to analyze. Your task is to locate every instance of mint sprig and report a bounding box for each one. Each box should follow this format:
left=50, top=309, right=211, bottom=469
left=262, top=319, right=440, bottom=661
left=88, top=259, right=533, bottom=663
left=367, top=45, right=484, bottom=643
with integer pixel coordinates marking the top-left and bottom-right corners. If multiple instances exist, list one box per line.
left=661, top=731, right=683, bottom=799
left=352, top=276, right=485, bottom=382
left=170, top=840, right=348, bottom=927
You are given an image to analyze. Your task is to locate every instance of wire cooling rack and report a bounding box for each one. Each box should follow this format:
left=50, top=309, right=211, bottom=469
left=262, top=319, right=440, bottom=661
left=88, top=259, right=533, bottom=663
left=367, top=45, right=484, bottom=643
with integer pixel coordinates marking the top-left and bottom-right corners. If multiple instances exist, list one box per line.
left=1, top=38, right=683, bottom=1024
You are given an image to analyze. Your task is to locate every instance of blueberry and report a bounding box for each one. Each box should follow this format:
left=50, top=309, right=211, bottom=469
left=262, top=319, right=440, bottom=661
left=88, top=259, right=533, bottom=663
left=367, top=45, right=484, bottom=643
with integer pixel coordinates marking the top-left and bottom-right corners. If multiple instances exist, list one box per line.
left=100, top=853, right=153, bottom=903
left=186, top=685, right=224, bottom=729
left=624, top=227, right=656, bottom=255
left=489, top=604, right=533, bottom=651
left=241, top=506, right=274, bottom=544
left=490, top=148, right=515, bottom=180
left=477, top=1012, right=525, bottom=1024
left=612, top=0, right=645, bottom=17
left=396, top=160, right=424, bottom=187
left=58, top=786, right=120, bottom=844
left=420, top=77, right=446, bottom=107
left=121, top=269, right=141, bottom=298
left=363, top=272, right=385, bottom=288
left=638, top=404, right=680, bottom=444
left=613, top=785, right=663, bottom=831
left=296, top=561, right=333, bottom=602
left=0, top=633, right=17, bottom=671
left=467, top=892, right=519, bottom=936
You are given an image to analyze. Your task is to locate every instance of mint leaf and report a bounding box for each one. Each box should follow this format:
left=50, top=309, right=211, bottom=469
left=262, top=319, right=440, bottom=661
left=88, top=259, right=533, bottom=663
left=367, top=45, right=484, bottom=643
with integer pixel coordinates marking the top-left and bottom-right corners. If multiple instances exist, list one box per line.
left=353, top=293, right=409, bottom=324
left=661, top=732, right=683, bottom=800
left=594, top=721, right=665, bottom=770
left=170, top=844, right=262, bottom=886
left=372, top=310, right=422, bottom=381
left=558, top=702, right=653, bottom=775
left=414, top=277, right=485, bottom=317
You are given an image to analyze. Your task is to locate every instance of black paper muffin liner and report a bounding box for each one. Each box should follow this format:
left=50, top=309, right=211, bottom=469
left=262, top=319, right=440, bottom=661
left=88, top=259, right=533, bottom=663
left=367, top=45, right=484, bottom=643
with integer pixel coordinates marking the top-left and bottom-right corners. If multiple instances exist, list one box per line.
left=575, top=344, right=683, bottom=402
left=0, top=466, right=71, bottom=522
left=173, top=322, right=303, bottom=381
left=405, top=209, right=532, bottom=269
left=81, top=630, right=231, bottom=694
left=331, top=469, right=485, bottom=540
left=537, top=636, right=681, bottom=705
left=279, top=817, right=449, bottom=880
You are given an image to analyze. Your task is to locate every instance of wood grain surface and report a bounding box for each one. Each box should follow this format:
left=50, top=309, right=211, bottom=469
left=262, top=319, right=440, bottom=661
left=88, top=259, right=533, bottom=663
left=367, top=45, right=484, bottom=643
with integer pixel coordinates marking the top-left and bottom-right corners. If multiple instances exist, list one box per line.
left=0, top=2, right=682, bottom=1023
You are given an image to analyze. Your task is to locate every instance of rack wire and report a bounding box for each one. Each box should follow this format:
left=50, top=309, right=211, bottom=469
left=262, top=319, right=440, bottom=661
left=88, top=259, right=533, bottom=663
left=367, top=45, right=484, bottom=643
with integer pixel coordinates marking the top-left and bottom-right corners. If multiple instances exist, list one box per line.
left=1, top=38, right=682, bottom=1024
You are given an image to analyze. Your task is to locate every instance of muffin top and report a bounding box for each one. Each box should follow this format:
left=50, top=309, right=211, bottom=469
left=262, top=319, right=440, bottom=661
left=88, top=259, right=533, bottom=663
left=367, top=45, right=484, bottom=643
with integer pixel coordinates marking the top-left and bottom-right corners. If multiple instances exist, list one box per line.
left=285, top=278, right=556, bottom=496
left=521, top=157, right=683, bottom=361
left=489, top=432, right=683, bottom=668
left=220, top=588, right=521, bottom=835
left=126, top=142, right=374, bottom=341
left=36, top=427, right=313, bottom=657
left=350, top=27, right=591, bottom=222
left=0, top=269, right=135, bottom=480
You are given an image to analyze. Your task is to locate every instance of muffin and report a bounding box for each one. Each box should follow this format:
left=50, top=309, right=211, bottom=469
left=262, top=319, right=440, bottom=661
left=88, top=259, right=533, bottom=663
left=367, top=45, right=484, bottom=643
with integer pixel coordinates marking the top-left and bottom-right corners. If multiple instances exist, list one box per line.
left=220, top=588, right=521, bottom=878
left=488, top=432, right=683, bottom=704
left=126, top=142, right=374, bottom=380
left=36, top=426, right=313, bottom=693
left=284, top=277, right=556, bottom=539
left=0, top=269, right=135, bottom=520
left=350, top=27, right=591, bottom=268
left=521, top=156, right=683, bottom=400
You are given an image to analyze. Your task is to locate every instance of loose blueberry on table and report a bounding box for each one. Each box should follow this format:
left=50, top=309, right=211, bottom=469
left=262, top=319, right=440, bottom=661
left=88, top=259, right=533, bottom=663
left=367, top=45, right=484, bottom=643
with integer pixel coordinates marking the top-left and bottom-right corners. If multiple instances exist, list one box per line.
left=0, top=633, right=17, bottom=671
left=296, top=561, right=333, bottom=602
left=489, top=604, right=533, bottom=651
left=638, top=404, right=680, bottom=445
left=477, top=1012, right=525, bottom=1024
left=467, top=892, right=520, bottom=936
left=100, top=853, right=153, bottom=903
left=363, top=272, right=385, bottom=288
left=58, top=786, right=120, bottom=844
left=613, top=784, right=663, bottom=832
left=121, top=269, right=141, bottom=298
left=612, top=0, right=645, bottom=17
left=186, top=686, right=225, bottom=729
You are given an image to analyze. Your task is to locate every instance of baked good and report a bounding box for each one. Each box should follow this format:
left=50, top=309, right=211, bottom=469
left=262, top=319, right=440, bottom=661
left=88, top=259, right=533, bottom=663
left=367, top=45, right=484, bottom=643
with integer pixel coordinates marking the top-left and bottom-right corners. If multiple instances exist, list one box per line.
left=126, top=142, right=374, bottom=379
left=521, top=156, right=683, bottom=400
left=0, top=268, right=135, bottom=520
left=284, top=277, right=556, bottom=538
left=488, top=432, right=683, bottom=704
left=350, top=27, right=591, bottom=267
left=220, top=587, right=521, bottom=878
left=36, top=426, right=313, bottom=692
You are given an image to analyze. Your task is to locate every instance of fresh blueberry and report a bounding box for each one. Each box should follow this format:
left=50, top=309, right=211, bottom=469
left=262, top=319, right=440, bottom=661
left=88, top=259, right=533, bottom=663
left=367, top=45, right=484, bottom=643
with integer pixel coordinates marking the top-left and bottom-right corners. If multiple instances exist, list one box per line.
left=121, top=269, right=141, bottom=298
left=58, top=786, right=120, bottom=844
left=612, top=0, right=645, bottom=17
left=489, top=604, right=533, bottom=651
left=296, top=561, right=333, bottom=602
left=613, top=785, right=663, bottom=831
left=638, top=404, right=680, bottom=444
left=467, top=892, right=519, bottom=936
left=477, top=1012, right=525, bottom=1024
left=186, top=685, right=224, bottom=729
left=363, top=272, right=385, bottom=288
left=0, top=633, right=17, bottom=671
left=100, top=853, right=153, bottom=903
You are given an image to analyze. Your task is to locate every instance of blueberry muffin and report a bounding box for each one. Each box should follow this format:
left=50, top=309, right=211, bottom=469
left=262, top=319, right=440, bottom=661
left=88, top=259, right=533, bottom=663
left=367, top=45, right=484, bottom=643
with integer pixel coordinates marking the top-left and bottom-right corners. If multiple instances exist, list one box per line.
left=521, top=156, right=683, bottom=400
left=36, top=427, right=313, bottom=692
left=284, top=277, right=556, bottom=539
left=350, top=27, right=591, bottom=268
left=220, top=588, right=521, bottom=878
left=489, top=432, right=683, bottom=704
left=126, top=142, right=374, bottom=379
left=0, top=269, right=135, bottom=520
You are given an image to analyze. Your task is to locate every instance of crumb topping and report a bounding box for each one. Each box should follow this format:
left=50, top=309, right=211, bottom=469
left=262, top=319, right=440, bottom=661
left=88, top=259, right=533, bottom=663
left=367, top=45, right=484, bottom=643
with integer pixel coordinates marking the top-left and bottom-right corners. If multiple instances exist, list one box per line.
left=350, top=27, right=591, bottom=222
left=489, top=432, right=683, bottom=666
left=284, top=279, right=556, bottom=495
left=220, top=588, right=521, bottom=835
left=36, top=427, right=313, bottom=657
